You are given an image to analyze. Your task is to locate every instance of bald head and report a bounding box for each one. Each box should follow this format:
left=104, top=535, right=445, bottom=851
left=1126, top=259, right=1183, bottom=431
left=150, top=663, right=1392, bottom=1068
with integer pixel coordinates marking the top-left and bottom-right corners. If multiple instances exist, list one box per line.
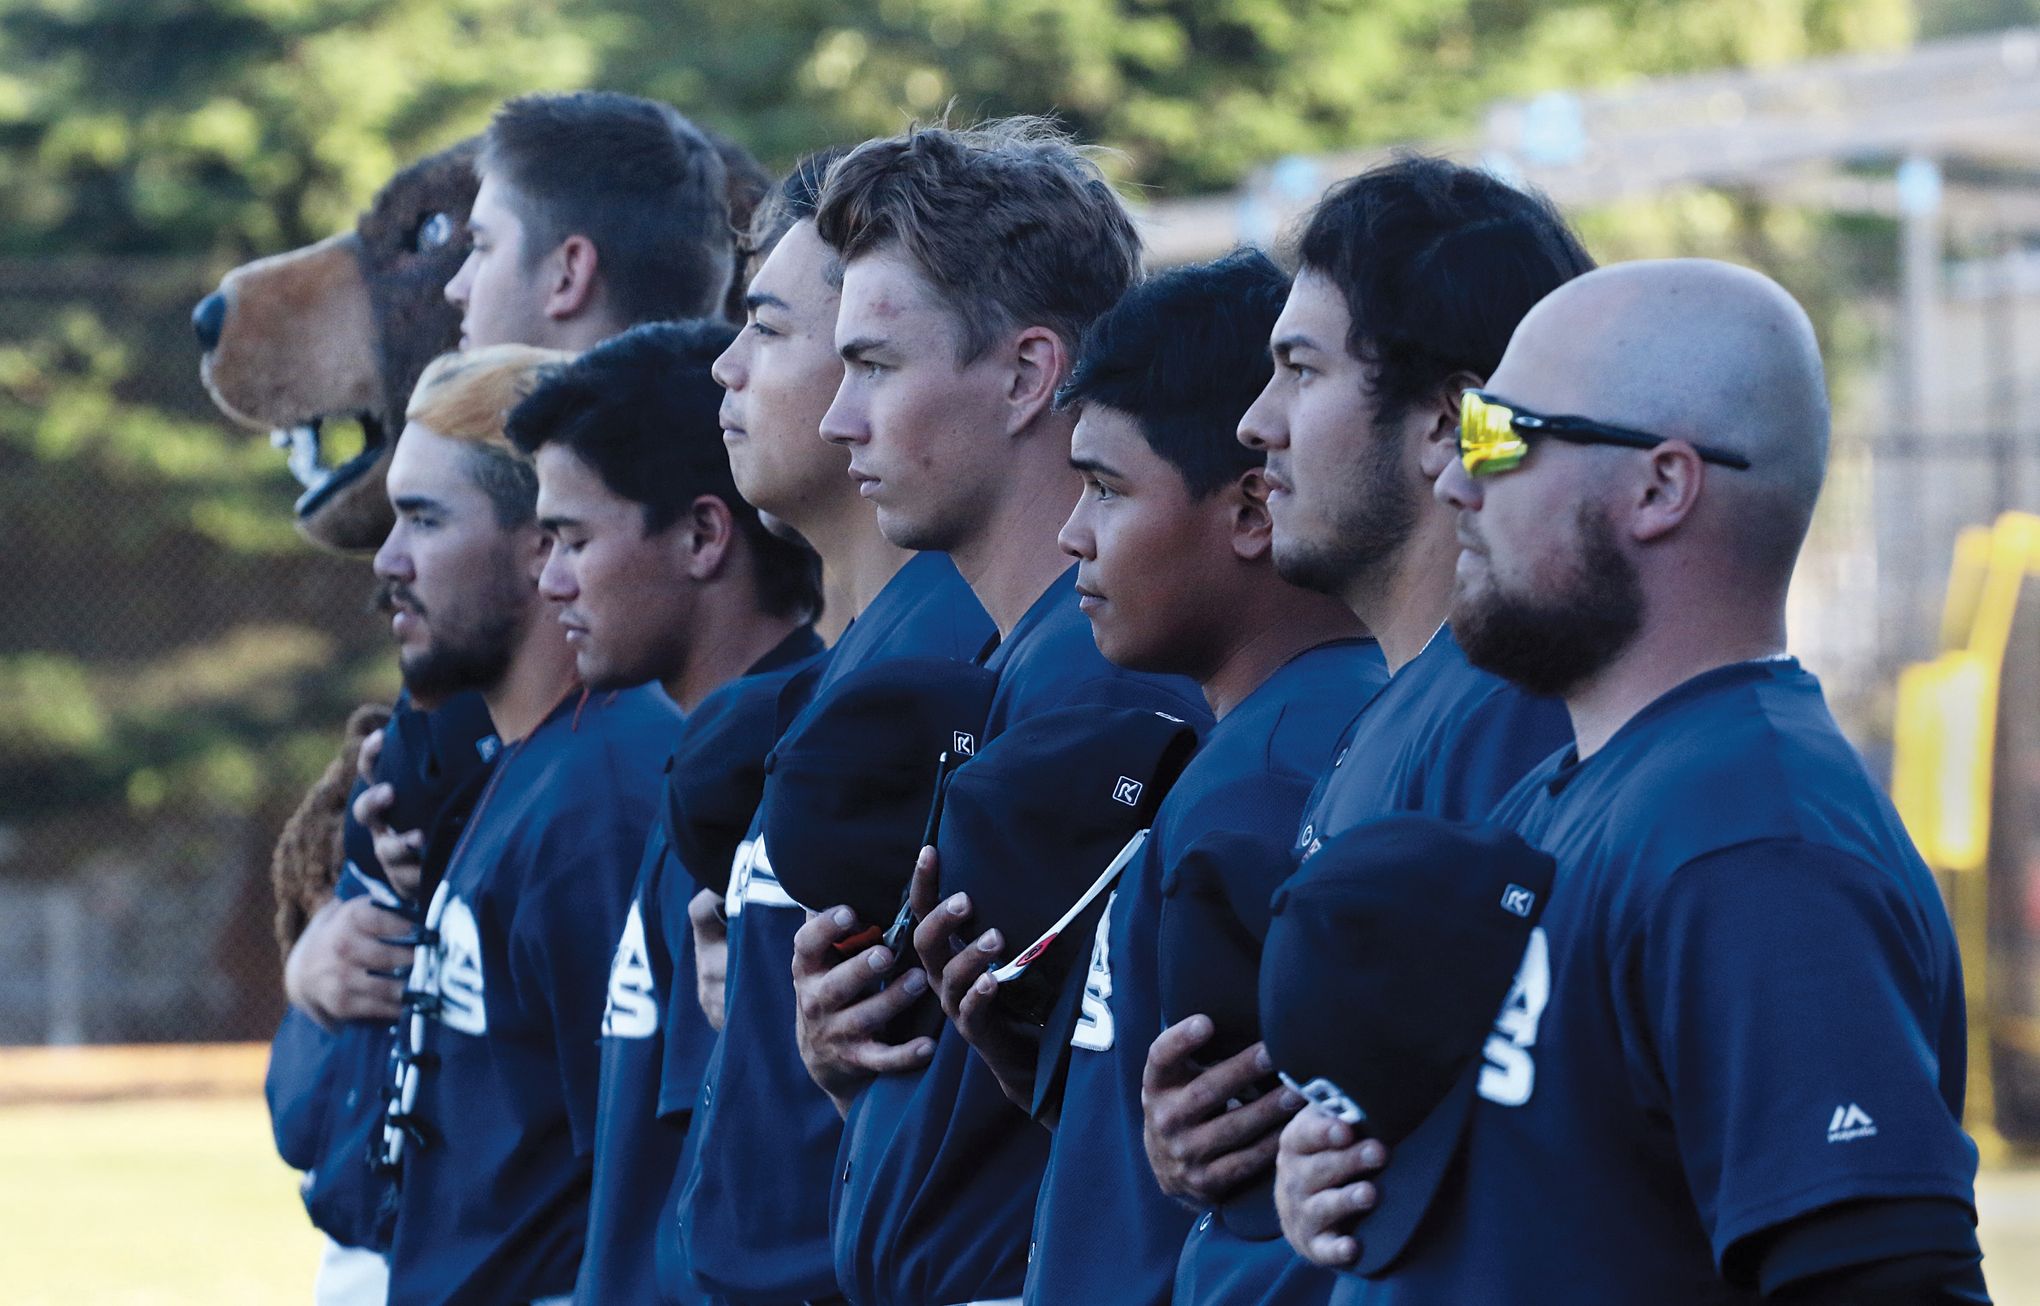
left=1487, top=259, right=1828, bottom=575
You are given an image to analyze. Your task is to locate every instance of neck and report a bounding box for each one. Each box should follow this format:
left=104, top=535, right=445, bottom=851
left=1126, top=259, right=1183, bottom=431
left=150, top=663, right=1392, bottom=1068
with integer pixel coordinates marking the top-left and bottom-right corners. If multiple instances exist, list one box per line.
left=664, top=606, right=807, bottom=713
left=794, top=496, right=912, bottom=645
left=1201, top=587, right=1365, bottom=719
left=549, top=310, right=626, bottom=353
left=483, top=615, right=581, bottom=743
left=948, top=439, right=1082, bottom=636
left=1346, top=509, right=1459, bottom=673
left=1566, top=595, right=1787, bottom=758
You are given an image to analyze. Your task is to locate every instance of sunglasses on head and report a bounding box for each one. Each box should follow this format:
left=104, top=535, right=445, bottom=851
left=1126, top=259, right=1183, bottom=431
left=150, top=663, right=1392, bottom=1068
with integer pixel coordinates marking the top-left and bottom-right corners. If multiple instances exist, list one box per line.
left=1458, top=389, right=1753, bottom=478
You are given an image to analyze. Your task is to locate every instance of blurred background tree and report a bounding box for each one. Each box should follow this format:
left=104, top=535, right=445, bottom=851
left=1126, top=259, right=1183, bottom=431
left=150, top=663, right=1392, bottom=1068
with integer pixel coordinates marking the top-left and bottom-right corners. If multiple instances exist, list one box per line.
left=0, top=0, right=2006, bottom=1041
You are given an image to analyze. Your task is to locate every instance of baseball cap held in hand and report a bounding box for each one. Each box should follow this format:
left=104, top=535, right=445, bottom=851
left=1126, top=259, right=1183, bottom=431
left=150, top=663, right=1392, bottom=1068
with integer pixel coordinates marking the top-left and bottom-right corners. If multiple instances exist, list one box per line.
left=932, top=705, right=1200, bottom=1114
left=759, top=657, right=998, bottom=932
left=665, top=660, right=826, bottom=898
left=1156, top=825, right=1302, bottom=1240
left=1259, top=813, right=1555, bottom=1275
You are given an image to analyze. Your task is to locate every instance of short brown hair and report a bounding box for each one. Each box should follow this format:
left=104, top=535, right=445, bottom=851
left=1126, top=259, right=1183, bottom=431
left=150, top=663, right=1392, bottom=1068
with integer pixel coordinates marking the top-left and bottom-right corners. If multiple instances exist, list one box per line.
left=406, top=345, right=569, bottom=526
left=813, top=118, right=1142, bottom=362
left=479, top=92, right=736, bottom=326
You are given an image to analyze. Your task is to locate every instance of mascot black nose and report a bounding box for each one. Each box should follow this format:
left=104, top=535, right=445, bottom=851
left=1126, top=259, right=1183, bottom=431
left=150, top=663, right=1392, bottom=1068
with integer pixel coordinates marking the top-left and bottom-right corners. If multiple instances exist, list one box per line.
left=192, top=292, right=227, bottom=353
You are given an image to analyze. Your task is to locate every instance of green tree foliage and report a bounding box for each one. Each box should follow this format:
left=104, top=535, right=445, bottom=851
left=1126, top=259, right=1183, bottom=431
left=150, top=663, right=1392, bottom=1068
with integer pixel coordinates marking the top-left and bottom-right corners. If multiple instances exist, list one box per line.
left=604, top=0, right=1908, bottom=190
left=0, top=0, right=1916, bottom=876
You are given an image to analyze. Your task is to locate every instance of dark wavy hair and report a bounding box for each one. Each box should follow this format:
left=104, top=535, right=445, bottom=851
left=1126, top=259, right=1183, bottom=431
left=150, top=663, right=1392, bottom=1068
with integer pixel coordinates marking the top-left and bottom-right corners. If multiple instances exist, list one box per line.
left=1296, top=155, right=1594, bottom=421
left=506, top=320, right=821, bottom=622
left=1058, top=248, right=1290, bottom=499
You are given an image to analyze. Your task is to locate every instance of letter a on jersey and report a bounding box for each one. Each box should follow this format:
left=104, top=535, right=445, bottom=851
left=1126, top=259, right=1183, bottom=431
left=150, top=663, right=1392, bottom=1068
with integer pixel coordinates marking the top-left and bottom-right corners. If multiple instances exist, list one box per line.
left=602, top=900, right=659, bottom=1039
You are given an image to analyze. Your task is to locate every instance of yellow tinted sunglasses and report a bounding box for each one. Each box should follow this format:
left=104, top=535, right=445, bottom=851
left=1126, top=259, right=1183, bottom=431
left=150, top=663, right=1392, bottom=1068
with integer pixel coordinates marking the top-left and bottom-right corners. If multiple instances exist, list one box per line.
left=1459, top=389, right=1753, bottom=478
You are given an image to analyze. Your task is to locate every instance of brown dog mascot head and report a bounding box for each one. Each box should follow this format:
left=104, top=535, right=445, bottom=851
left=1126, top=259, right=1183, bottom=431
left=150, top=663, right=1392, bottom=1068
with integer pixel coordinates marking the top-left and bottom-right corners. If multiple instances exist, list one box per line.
left=196, top=109, right=768, bottom=555
left=216, top=101, right=769, bottom=952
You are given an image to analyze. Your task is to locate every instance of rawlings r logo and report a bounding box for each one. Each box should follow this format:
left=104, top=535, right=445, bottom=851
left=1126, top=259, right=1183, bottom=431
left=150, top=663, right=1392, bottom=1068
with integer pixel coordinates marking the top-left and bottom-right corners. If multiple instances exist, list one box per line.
left=1112, top=776, right=1143, bottom=807
left=953, top=731, right=976, bottom=756
left=1500, top=884, right=1536, bottom=918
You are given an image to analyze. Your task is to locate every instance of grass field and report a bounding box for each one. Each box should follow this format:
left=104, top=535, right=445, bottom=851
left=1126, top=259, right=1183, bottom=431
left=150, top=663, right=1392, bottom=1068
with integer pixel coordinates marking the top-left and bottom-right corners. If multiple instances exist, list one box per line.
left=2, top=1090, right=2036, bottom=1303
left=0, top=1096, right=322, bottom=1304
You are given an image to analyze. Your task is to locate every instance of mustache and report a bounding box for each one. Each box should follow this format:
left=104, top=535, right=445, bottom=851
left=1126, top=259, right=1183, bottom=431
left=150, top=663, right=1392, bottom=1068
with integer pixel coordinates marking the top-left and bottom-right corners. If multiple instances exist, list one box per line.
left=369, top=580, right=424, bottom=618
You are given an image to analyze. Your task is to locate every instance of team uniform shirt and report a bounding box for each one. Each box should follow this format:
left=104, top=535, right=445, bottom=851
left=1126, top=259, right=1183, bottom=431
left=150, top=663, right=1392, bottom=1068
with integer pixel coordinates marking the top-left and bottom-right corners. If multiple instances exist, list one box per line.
left=266, top=690, right=500, bottom=1257
left=672, top=552, right=993, bottom=1304
left=577, top=628, right=824, bottom=1306
left=267, top=862, right=404, bottom=1253
left=1180, top=627, right=1570, bottom=1306
left=833, top=566, right=1212, bottom=1306
left=1025, top=639, right=1385, bottom=1306
left=1338, top=659, right=1977, bottom=1304
left=386, top=685, right=680, bottom=1306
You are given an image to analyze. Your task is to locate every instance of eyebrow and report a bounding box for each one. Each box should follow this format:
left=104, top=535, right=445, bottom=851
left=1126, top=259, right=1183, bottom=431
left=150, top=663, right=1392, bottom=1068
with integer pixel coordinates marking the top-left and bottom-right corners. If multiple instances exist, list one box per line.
left=1070, top=455, right=1124, bottom=480
left=745, top=290, right=790, bottom=314
left=838, top=334, right=889, bottom=363
left=1271, top=333, right=1324, bottom=363
left=537, top=514, right=581, bottom=535
left=393, top=494, right=451, bottom=516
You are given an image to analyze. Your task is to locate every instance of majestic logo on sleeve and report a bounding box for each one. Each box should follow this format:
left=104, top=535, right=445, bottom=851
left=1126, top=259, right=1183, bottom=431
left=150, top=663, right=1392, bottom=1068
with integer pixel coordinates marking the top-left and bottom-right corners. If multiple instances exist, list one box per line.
left=419, top=886, right=487, bottom=1036
left=1477, top=926, right=1548, bottom=1107
left=1070, top=895, right=1116, bottom=1052
left=1827, top=1103, right=1877, bottom=1142
left=602, top=900, right=659, bottom=1039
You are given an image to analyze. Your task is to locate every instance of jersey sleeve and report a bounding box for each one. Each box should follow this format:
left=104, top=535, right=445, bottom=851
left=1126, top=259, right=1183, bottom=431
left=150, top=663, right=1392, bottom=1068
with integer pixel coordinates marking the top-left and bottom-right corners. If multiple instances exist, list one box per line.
left=505, top=796, right=648, bottom=1158
left=1619, top=838, right=1978, bottom=1267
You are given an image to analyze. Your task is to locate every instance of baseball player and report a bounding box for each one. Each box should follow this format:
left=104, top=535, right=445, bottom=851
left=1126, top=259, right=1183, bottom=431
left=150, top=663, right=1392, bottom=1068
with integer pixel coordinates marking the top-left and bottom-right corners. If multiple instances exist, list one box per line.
left=669, top=147, right=996, bottom=1306
left=502, top=320, right=824, bottom=1305
left=377, top=327, right=797, bottom=1304
left=1141, top=157, right=1592, bottom=1305
left=788, top=119, right=1210, bottom=1306
left=1281, top=259, right=1987, bottom=1303
left=912, top=249, right=1385, bottom=1306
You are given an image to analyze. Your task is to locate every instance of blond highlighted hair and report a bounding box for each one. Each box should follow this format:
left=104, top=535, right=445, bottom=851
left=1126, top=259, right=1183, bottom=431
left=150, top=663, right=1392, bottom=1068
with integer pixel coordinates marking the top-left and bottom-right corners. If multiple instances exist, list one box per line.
left=406, top=345, right=572, bottom=452
left=404, top=345, right=572, bottom=526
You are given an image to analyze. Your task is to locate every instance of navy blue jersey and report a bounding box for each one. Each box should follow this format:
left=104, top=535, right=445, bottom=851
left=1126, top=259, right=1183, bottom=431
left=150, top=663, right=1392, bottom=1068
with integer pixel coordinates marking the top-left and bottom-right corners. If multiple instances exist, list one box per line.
left=1338, top=660, right=1977, bottom=1304
left=833, top=567, right=1211, bottom=1306
left=1180, top=627, right=1570, bottom=1305
left=673, top=552, right=992, bottom=1304
left=578, top=629, right=824, bottom=1306
left=1026, top=640, right=1384, bottom=1306
left=265, top=865, right=403, bottom=1252
left=385, top=685, right=680, bottom=1306
left=266, top=690, right=499, bottom=1255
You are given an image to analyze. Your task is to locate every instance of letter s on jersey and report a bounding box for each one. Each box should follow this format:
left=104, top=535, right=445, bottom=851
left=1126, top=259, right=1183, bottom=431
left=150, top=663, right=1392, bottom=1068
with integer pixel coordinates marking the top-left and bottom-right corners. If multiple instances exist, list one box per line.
left=424, top=888, right=488, bottom=1036
left=1070, top=895, right=1115, bottom=1053
left=1477, top=926, right=1549, bottom=1108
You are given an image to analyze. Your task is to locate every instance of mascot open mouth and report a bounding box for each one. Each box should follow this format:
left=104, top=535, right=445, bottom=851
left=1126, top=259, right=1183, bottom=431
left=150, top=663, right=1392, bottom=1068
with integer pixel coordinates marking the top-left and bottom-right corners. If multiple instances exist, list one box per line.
left=275, top=413, right=390, bottom=519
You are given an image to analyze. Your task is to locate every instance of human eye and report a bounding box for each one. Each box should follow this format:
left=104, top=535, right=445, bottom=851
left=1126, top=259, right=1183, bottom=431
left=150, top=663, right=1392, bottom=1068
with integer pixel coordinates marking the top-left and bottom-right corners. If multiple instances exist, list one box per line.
left=748, top=318, right=781, bottom=340
left=1085, top=476, right=1117, bottom=502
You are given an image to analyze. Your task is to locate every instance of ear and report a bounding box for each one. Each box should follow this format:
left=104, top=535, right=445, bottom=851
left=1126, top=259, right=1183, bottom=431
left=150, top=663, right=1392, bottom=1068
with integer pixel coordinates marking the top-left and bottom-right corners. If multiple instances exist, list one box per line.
left=678, top=495, right=738, bottom=582
left=1415, top=372, right=1481, bottom=482
left=1229, top=467, right=1276, bottom=563
left=545, top=234, right=600, bottom=321
left=1628, top=443, right=1706, bottom=543
left=1002, top=326, right=1068, bottom=437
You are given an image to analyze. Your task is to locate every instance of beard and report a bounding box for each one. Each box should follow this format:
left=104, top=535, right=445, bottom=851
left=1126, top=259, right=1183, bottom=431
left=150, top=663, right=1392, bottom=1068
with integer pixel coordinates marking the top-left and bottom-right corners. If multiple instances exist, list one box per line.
left=1272, top=418, right=1419, bottom=599
left=1453, top=501, right=1644, bottom=698
left=375, top=570, right=526, bottom=703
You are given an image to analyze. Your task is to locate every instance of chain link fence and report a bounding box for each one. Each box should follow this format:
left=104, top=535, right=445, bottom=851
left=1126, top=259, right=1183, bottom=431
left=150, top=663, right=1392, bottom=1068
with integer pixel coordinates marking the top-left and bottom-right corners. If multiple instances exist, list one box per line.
left=1, top=255, right=2036, bottom=1056
left=0, top=257, right=395, bottom=1045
